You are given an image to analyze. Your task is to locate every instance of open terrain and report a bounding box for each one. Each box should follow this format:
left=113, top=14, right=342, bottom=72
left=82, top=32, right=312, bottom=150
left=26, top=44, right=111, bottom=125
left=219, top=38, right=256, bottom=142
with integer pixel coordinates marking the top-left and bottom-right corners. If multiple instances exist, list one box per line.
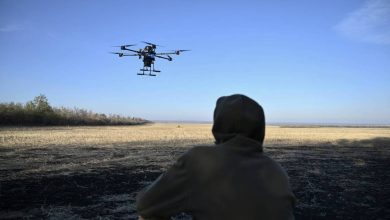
left=0, top=123, right=389, bottom=219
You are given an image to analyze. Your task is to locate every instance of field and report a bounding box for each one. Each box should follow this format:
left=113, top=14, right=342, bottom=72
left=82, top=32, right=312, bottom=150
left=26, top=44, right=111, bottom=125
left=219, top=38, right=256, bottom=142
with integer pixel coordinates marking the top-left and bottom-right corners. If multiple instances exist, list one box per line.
left=0, top=123, right=389, bottom=219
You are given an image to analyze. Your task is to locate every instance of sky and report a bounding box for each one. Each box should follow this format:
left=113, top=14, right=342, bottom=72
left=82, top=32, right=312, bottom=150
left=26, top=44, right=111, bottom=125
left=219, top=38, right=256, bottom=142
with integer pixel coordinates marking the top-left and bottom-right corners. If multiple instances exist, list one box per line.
left=0, top=0, right=389, bottom=124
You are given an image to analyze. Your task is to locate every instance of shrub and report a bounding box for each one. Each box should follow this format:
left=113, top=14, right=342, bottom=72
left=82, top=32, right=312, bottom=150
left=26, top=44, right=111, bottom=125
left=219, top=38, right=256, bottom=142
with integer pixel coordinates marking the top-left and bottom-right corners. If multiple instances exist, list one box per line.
left=0, top=95, right=149, bottom=126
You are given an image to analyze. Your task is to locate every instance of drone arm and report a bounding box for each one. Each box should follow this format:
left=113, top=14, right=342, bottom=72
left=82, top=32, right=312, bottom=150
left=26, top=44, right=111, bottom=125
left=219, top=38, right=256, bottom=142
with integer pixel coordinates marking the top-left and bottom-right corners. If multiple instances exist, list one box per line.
left=155, top=55, right=173, bottom=61
left=156, top=52, right=176, bottom=56
left=157, top=50, right=189, bottom=56
left=122, top=48, right=141, bottom=54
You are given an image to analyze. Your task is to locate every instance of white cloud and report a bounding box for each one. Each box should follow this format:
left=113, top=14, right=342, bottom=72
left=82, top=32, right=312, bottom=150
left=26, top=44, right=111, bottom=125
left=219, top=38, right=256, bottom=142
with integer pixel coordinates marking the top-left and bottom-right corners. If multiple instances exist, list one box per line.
left=334, top=0, right=390, bottom=45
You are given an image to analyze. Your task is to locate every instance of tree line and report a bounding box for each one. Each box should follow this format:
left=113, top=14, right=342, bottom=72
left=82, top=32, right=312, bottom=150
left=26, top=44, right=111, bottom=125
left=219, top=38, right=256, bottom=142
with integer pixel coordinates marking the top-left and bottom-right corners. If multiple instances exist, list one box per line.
left=0, top=95, right=150, bottom=126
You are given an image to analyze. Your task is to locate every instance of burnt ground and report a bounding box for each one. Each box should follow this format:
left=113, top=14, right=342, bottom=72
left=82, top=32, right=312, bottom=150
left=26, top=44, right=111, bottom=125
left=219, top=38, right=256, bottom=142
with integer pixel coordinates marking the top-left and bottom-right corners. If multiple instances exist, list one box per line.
left=1, top=138, right=389, bottom=219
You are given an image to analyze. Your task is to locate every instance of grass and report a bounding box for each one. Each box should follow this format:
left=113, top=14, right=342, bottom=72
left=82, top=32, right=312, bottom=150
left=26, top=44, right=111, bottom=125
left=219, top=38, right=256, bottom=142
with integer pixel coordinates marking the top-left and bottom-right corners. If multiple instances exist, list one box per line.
left=0, top=123, right=213, bottom=148
left=2, top=123, right=389, bottom=148
left=0, top=123, right=389, bottom=219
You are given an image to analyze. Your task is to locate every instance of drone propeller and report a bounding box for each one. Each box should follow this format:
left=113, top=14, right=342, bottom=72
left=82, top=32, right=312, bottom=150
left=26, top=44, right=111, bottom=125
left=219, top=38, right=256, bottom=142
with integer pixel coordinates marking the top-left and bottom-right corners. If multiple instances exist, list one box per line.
left=141, top=41, right=163, bottom=48
left=110, top=52, right=124, bottom=57
left=113, top=44, right=137, bottom=50
left=172, top=49, right=191, bottom=55
left=112, top=44, right=136, bottom=47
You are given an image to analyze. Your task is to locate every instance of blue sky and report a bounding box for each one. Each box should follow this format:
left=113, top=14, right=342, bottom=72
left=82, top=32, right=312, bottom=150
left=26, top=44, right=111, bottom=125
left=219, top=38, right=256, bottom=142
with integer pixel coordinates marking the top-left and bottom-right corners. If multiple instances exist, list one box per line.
left=1, top=0, right=389, bottom=124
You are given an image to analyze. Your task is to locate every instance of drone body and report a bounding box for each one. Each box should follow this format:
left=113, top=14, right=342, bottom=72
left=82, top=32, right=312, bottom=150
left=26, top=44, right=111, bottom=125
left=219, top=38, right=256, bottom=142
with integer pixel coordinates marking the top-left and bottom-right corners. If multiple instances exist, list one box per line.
left=112, top=41, right=189, bottom=76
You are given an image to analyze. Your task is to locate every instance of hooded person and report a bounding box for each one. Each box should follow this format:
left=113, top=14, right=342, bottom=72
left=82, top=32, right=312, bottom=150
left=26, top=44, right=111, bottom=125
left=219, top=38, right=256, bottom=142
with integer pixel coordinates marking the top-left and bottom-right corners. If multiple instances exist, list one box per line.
left=136, top=94, right=296, bottom=220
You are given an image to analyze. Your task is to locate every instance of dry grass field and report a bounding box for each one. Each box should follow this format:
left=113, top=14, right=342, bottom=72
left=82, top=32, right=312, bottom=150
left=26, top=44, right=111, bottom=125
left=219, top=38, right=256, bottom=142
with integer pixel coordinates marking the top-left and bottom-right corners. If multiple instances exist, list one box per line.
left=0, top=123, right=389, bottom=219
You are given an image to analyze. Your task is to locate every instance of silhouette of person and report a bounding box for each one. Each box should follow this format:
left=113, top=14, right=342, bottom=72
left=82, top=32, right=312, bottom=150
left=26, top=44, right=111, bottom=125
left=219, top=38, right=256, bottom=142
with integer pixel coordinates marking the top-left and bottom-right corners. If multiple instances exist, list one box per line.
left=137, top=94, right=296, bottom=220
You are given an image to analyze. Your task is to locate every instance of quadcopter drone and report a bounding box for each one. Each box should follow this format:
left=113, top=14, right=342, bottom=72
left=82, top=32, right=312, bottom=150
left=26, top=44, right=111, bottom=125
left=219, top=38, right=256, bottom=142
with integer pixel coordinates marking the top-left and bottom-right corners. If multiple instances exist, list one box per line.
left=111, top=41, right=189, bottom=76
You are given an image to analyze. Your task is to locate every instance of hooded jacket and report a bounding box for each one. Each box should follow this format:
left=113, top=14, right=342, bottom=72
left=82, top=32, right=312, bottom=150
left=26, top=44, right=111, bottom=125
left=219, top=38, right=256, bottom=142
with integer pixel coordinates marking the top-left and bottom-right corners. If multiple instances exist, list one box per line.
left=137, top=94, right=295, bottom=220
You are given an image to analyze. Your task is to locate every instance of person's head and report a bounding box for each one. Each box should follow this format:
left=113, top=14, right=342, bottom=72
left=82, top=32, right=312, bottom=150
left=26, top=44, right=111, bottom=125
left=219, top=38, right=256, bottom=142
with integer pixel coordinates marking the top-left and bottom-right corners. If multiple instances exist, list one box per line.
left=212, top=94, right=265, bottom=145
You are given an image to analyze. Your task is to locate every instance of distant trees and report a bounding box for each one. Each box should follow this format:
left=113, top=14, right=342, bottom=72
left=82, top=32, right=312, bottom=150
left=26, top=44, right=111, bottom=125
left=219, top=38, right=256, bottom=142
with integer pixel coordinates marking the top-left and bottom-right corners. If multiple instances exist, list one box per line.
left=26, top=94, right=53, bottom=113
left=0, top=94, right=150, bottom=126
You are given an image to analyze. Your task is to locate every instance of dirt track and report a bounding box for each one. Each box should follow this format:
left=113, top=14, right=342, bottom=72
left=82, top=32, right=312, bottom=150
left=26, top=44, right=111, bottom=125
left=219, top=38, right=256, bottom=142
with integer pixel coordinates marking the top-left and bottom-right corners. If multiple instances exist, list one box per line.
left=0, top=125, right=389, bottom=219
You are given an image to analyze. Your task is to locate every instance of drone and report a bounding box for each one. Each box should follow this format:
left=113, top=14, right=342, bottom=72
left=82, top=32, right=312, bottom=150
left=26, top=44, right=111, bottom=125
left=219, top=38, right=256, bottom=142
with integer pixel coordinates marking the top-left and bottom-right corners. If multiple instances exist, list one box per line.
left=111, top=41, right=189, bottom=76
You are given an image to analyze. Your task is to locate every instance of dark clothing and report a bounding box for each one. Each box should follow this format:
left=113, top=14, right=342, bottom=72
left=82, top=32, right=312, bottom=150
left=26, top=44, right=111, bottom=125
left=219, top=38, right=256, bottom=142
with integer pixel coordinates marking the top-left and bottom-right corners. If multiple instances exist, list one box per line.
left=137, top=94, right=296, bottom=220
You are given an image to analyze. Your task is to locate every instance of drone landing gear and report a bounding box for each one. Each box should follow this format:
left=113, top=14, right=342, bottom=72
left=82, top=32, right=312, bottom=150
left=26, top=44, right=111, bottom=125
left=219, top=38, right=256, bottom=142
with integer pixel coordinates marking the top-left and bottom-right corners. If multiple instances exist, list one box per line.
left=137, top=64, right=160, bottom=76
left=138, top=68, right=157, bottom=76
left=137, top=73, right=156, bottom=76
left=151, top=63, right=161, bottom=73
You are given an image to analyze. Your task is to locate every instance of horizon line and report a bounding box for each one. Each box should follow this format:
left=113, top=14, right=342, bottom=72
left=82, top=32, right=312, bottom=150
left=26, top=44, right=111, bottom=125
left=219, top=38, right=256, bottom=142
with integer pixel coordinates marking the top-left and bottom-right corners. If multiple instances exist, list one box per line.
left=152, top=120, right=390, bottom=127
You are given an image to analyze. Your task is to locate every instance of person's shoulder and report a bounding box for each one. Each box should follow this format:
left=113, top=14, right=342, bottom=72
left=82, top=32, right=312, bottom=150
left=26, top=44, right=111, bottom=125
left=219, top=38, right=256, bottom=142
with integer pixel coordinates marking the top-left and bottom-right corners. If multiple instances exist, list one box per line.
left=186, top=144, right=216, bottom=154
left=175, top=145, right=215, bottom=164
left=183, top=145, right=220, bottom=176
left=261, top=154, right=284, bottom=168
left=182, top=145, right=215, bottom=160
left=260, top=153, right=290, bottom=180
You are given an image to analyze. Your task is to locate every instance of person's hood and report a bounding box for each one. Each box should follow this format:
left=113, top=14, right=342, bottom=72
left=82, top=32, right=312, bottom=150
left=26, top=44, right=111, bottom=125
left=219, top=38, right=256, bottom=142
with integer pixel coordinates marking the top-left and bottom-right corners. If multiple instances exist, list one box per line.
left=212, top=94, right=265, bottom=145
